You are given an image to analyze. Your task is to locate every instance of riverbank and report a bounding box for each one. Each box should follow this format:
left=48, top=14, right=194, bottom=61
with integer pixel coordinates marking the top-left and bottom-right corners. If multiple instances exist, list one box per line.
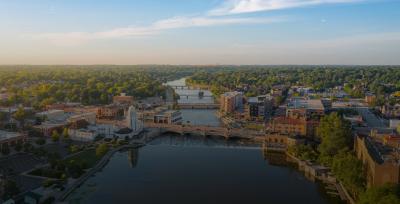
left=58, top=143, right=144, bottom=201
left=285, top=153, right=355, bottom=204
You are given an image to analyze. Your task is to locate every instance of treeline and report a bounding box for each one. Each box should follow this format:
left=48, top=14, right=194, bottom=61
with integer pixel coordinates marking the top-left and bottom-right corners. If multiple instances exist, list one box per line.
left=0, top=66, right=202, bottom=109
left=186, top=66, right=400, bottom=97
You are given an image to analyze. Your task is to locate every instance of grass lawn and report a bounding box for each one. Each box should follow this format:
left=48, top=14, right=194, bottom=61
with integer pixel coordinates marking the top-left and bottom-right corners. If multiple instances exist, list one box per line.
left=64, top=149, right=101, bottom=168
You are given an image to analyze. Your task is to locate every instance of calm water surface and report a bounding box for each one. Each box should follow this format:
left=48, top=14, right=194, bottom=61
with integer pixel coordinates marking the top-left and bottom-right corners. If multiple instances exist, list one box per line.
left=67, top=135, right=337, bottom=204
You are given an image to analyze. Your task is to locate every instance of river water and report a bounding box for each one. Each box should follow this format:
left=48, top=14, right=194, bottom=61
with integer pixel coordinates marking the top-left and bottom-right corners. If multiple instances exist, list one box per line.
left=66, top=78, right=340, bottom=204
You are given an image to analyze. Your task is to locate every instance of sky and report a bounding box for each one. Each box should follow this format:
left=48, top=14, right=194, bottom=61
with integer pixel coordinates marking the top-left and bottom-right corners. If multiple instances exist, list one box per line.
left=0, top=0, right=399, bottom=65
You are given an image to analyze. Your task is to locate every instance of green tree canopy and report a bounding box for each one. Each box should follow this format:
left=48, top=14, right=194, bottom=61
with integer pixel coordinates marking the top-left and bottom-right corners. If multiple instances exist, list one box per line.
left=358, top=184, right=400, bottom=204
left=96, top=143, right=109, bottom=157
left=51, top=130, right=60, bottom=142
left=317, top=113, right=352, bottom=165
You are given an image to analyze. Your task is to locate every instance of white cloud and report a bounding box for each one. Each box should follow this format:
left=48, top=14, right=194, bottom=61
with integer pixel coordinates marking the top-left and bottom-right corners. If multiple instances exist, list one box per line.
left=209, top=0, right=363, bottom=16
left=31, top=16, right=285, bottom=46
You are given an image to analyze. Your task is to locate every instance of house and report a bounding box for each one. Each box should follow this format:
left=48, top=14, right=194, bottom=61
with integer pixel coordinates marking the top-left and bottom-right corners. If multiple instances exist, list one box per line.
left=113, top=93, right=134, bottom=105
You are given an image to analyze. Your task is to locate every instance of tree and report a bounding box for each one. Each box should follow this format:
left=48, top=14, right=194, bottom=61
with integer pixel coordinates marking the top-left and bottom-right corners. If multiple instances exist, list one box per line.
left=397, top=124, right=400, bottom=135
left=288, top=144, right=318, bottom=161
left=69, top=145, right=80, bottom=153
left=2, top=180, right=20, bottom=200
left=332, top=150, right=365, bottom=199
left=317, top=113, right=352, bottom=166
left=1, top=143, right=10, bottom=155
left=96, top=143, right=109, bottom=157
left=35, top=138, right=46, bottom=145
left=62, top=128, right=69, bottom=140
left=14, top=141, right=23, bottom=152
left=51, top=130, right=60, bottom=142
left=358, top=184, right=400, bottom=204
left=13, top=107, right=27, bottom=127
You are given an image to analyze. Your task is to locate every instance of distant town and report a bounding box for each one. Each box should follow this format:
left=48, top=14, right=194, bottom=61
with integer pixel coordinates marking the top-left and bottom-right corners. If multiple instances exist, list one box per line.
left=1, top=66, right=400, bottom=204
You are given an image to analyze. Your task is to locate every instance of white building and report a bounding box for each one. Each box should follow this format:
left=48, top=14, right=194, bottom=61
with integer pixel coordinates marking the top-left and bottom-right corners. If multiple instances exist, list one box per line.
left=126, top=106, right=143, bottom=134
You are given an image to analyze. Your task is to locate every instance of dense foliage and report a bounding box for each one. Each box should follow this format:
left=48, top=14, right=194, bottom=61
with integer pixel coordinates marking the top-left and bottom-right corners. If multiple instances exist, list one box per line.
left=317, top=113, right=353, bottom=165
left=0, top=65, right=201, bottom=109
left=317, top=113, right=365, bottom=198
left=358, top=184, right=400, bottom=204
left=187, top=66, right=400, bottom=97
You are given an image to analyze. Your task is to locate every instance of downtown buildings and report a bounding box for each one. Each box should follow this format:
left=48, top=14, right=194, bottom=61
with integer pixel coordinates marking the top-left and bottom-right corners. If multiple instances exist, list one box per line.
left=220, top=91, right=243, bottom=114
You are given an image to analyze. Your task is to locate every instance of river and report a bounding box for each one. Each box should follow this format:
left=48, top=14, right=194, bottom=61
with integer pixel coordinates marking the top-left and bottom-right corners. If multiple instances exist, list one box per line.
left=66, top=78, right=341, bottom=204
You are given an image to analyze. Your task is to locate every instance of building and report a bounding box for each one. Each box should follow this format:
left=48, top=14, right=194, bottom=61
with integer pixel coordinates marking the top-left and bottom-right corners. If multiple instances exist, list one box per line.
left=0, top=130, right=27, bottom=150
left=248, top=95, right=274, bottom=120
left=270, top=85, right=287, bottom=97
left=68, top=112, right=96, bottom=125
left=126, top=106, right=143, bottom=134
left=35, top=110, right=65, bottom=121
left=45, top=103, right=81, bottom=112
left=0, top=93, right=9, bottom=102
left=286, top=98, right=325, bottom=120
left=33, top=122, right=66, bottom=137
left=113, top=93, right=134, bottom=105
left=96, top=105, right=125, bottom=120
left=354, top=134, right=400, bottom=187
left=220, top=91, right=243, bottom=114
left=139, top=107, right=182, bottom=125
left=154, top=110, right=182, bottom=124
left=68, top=128, right=97, bottom=142
left=365, top=93, right=376, bottom=104
left=137, top=96, right=164, bottom=109
left=264, top=133, right=305, bottom=151
left=268, top=116, right=307, bottom=136
left=390, top=119, right=400, bottom=130
left=381, top=103, right=400, bottom=119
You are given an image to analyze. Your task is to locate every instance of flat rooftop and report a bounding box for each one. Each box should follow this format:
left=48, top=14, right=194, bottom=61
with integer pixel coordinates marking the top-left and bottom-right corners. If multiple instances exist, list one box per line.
left=0, top=130, right=24, bottom=141
left=222, top=91, right=242, bottom=97
left=288, top=98, right=324, bottom=110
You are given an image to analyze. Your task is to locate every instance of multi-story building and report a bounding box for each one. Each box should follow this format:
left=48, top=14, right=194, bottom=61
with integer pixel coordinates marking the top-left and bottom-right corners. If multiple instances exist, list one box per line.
left=220, top=91, right=243, bottom=114
left=154, top=110, right=182, bottom=124
left=355, top=133, right=400, bottom=187
left=139, top=108, right=182, bottom=125
left=113, top=93, right=134, bottom=105
left=268, top=116, right=307, bottom=136
left=33, top=122, right=66, bottom=137
left=286, top=98, right=325, bottom=120
left=365, top=93, right=376, bottom=104
left=0, top=130, right=27, bottom=150
left=96, top=105, right=125, bottom=120
left=248, top=95, right=274, bottom=120
left=68, top=112, right=96, bottom=125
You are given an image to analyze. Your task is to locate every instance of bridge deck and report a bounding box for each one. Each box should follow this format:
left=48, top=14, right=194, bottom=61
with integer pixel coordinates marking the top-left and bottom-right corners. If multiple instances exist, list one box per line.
left=145, top=123, right=264, bottom=139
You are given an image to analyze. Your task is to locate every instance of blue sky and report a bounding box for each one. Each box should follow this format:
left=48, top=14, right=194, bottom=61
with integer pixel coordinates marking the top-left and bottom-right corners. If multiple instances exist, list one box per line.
left=0, top=0, right=399, bottom=65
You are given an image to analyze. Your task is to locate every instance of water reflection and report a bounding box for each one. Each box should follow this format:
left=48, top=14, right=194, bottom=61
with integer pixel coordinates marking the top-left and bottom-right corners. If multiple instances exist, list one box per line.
left=127, top=148, right=139, bottom=168
left=68, top=135, right=341, bottom=204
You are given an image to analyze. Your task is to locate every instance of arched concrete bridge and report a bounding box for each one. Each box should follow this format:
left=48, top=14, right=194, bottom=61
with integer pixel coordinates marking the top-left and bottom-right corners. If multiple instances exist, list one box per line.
left=145, top=123, right=265, bottom=140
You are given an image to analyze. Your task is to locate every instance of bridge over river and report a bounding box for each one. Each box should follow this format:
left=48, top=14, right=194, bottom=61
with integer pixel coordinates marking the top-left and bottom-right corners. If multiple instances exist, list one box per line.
left=145, top=123, right=265, bottom=140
